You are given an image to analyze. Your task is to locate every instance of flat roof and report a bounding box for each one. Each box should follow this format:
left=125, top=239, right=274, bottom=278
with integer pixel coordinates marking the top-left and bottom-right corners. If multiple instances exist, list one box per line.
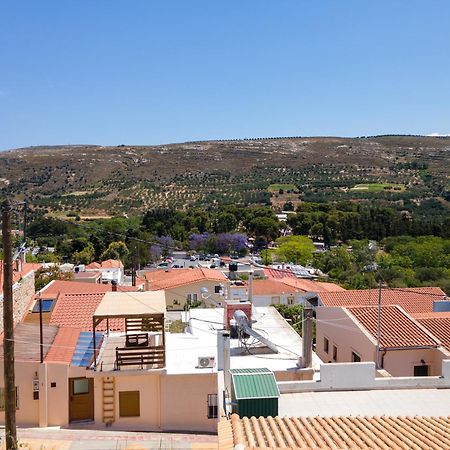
left=165, top=307, right=322, bottom=375
left=93, top=291, right=166, bottom=318
left=279, top=388, right=450, bottom=417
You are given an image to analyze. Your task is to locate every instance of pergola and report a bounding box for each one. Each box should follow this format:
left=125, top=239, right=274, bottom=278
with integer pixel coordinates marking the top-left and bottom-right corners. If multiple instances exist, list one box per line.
left=92, top=291, right=166, bottom=370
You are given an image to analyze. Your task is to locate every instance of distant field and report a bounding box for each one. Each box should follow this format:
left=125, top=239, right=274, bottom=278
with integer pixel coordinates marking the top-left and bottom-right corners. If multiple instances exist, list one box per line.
left=350, top=183, right=406, bottom=192
left=268, top=183, right=297, bottom=192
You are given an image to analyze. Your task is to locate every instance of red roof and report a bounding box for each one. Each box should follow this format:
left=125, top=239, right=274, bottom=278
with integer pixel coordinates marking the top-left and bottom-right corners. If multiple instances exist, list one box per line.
left=252, top=279, right=298, bottom=295
left=86, top=259, right=123, bottom=269
left=347, top=305, right=439, bottom=349
left=263, top=267, right=296, bottom=279
left=0, top=261, right=41, bottom=291
left=414, top=312, right=450, bottom=352
left=145, top=268, right=227, bottom=290
left=278, top=277, right=344, bottom=293
left=319, top=287, right=446, bottom=314
left=49, top=292, right=124, bottom=331
left=45, top=327, right=80, bottom=364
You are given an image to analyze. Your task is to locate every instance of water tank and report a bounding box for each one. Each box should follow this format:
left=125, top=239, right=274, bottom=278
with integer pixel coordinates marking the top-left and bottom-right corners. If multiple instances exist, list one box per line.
left=433, top=300, right=450, bottom=312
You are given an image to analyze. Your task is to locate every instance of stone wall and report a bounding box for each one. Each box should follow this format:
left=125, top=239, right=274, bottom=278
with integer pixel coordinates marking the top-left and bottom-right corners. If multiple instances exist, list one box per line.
left=0, top=271, right=35, bottom=334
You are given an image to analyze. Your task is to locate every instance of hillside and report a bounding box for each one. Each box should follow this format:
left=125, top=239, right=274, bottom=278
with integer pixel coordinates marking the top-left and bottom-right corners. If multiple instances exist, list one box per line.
left=0, top=135, right=449, bottom=216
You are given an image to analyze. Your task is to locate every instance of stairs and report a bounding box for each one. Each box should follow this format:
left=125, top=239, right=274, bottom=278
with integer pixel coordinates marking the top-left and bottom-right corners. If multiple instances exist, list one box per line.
left=102, top=377, right=116, bottom=424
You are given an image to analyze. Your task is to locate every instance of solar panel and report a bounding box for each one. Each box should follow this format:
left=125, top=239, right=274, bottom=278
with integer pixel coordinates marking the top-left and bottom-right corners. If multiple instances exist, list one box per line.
left=71, top=331, right=103, bottom=367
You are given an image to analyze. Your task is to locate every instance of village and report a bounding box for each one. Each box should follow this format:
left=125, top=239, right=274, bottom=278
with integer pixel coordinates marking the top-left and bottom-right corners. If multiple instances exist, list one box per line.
left=1, top=238, right=449, bottom=448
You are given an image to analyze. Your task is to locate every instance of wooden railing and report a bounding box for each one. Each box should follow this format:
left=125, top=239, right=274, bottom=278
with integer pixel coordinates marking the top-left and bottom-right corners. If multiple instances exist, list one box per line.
left=114, top=345, right=165, bottom=370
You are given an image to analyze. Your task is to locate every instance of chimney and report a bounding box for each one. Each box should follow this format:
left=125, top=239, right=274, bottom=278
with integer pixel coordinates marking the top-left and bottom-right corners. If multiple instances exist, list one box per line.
left=217, top=331, right=231, bottom=403
left=301, top=304, right=314, bottom=368
left=14, top=258, right=22, bottom=273
left=111, top=280, right=118, bottom=292
left=247, top=270, right=254, bottom=303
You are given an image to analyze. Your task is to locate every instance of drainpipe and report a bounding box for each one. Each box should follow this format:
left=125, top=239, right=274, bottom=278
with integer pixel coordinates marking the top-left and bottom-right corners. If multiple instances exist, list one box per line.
left=301, top=305, right=314, bottom=368
left=247, top=270, right=254, bottom=304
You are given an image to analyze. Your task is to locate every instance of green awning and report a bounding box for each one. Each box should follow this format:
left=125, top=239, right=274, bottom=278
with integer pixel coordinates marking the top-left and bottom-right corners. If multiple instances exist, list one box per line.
left=231, top=368, right=280, bottom=400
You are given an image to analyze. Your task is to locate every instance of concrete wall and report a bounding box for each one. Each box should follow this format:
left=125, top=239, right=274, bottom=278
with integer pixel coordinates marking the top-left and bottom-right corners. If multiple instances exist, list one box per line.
left=251, top=293, right=304, bottom=307
left=91, top=371, right=217, bottom=433
left=160, top=373, right=218, bottom=432
left=316, top=307, right=376, bottom=364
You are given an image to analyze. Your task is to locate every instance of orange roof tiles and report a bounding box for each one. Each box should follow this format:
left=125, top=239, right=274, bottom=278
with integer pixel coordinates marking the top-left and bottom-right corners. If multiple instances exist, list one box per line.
left=0, top=261, right=41, bottom=291
left=278, top=277, right=345, bottom=293
left=145, top=267, right=227, bottom=290
left=219, top=414, right=450, bottom=450
left=414, top=312, right=450, bottom=352
left=49, top=292, right=124, bottom=331
left=263, top=267, right=296, bottom=279
left=86, top=259, right=123, bottom=269
left=319, top=287, right=447, bottom=314
left=45, top=327, right=80, bottom=364
left=252, top=279, right=298, bottom=296
left=347, top=305, right=439, bottom=349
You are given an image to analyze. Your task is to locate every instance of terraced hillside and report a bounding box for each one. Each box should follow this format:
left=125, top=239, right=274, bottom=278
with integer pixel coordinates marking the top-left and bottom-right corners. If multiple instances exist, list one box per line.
left=0, top=135, right=449, bottom=216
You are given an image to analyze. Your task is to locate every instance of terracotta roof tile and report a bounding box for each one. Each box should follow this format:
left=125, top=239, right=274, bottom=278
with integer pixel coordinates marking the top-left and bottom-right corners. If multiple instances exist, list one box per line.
left=252, top=279, right=298, bottom=296
left=219, top=414, right=450, bottom=450
left=414, top=313, right=450, bottom=352
left=347, top=305, right=439, bottom=349
left=319, top=287, right=447, bottom=314
left=145, top=267, right=227, bottom=290
left=45, top=327, right=81, bottom=364
left=278, top=277, right=345, bottom=293
left=49, top=292, right=124, bottom=331
left=263, top=267, right=296, bottom=279
left=0, top=261, right=40, bottom=291
left=86, top=259, right=123, bottom=269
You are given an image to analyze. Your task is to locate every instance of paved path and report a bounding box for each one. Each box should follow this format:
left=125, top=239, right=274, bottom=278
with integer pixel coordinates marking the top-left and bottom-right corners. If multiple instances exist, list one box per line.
left=0, top=427, right=217, bottom=450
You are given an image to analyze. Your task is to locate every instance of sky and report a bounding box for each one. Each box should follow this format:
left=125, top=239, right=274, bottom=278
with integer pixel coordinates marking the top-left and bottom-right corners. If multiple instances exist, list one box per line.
left=1, top=1, right=450, bottom=150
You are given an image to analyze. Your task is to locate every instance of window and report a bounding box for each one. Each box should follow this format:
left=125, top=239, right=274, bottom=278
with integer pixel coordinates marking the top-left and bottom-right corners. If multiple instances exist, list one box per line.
left=271, top=296, right=280, bottom=305
left=324, top=338, right=329, bottom=354
left=414, top=365, right=429, bottom=377
left=32, top=299, right=54, bottom=313
left=186, top=293, right=198, bottom=302
left=73, top=379, right=89, bottom=395
left=119, top=391, right=140, bottom=417
left=214, top=285, right=222, bottom=294
left=287, top=296, right=294, bottom=306
left=351, top=351, right=361, bottom=362
left=172, top=299, right=179, bottom=305
left=0, top=387, right=19, bottom=410
left=332, top=345, right=338, bottom=362
left=207, top=394, right=218, bottom=419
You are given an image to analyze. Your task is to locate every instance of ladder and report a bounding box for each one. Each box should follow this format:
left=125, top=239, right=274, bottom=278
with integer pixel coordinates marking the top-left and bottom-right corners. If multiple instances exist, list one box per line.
left=102, top=376, right=116, bottom=424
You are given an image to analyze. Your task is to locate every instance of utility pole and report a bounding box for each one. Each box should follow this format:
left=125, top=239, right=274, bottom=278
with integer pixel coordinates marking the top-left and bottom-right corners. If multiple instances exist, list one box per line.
left=301, top=304, right=314, bottom=368
left=2, top=199, right=18, bottom=449
left=131, top=248, right=136, bottom=287
left=375, top=280, right=382, bottom=370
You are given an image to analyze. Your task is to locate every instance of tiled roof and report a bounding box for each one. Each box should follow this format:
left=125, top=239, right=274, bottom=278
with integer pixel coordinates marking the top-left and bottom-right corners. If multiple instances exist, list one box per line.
left=252, top=279, right=298, bottom=296
left=263, top=267, right=296, bottom=279
left=346, top=305, right=439, bottom=349
left=414, top=312, right=450, bottom=352
left=39, top=279, right=139, bottom=297
left=218, top=414, right=450, bottom=450
left=45, top=327, right=80, bottom=364
left=85, top=261, right=101, bottom=269
left=319, top=287, right=446, bottom=314
left=145, top=267, right=227, bottom=290
left=73, top=271, right=102, bottom=279
left=0, top=323, right=58, bottom=362
left=86, top=259, right=123, bottom=269
left=49, top=292, right=124, bottom=331
left=278, top=277, right=345, bottom=293
left=0, top=261, right=40, bottom=291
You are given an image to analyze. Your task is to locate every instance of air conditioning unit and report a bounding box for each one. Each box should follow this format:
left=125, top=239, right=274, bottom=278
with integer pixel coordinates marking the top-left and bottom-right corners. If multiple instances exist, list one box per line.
left=198, top=356, right=215, bottom=368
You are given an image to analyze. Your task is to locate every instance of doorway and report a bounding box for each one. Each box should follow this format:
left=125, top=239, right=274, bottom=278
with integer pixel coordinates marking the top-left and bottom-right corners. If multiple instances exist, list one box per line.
left=69, top=378, right=94, bottom=422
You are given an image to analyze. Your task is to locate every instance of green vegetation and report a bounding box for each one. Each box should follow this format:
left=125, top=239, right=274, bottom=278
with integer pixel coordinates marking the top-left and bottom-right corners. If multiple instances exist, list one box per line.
left=268, top=183, right=297, bottom=192
left=274, top=235, right=315, bottom=265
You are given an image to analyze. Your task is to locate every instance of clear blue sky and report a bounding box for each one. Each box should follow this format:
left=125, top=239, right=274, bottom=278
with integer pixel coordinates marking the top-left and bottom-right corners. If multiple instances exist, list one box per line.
left=1, top=1, right=450, bottom=150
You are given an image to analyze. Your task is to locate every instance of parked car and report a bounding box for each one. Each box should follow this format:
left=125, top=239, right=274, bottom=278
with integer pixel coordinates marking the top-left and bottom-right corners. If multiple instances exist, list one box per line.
left=190, top=255, right=198, bottom=261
